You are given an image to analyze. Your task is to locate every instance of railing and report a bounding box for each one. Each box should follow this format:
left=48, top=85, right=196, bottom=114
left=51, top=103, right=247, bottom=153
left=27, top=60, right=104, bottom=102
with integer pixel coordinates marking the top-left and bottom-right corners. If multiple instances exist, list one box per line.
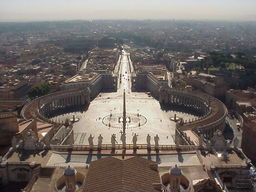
left=50, top=144, right=198, bottom=152
left=2, top=147, right=14, bottom=161
left=214, top=164, right=248, bottom=169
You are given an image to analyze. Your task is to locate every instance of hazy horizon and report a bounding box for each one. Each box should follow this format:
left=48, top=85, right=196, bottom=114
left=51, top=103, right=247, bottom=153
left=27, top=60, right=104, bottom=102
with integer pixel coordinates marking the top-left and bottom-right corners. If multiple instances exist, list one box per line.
left=1, top=0, right=256, bottom=22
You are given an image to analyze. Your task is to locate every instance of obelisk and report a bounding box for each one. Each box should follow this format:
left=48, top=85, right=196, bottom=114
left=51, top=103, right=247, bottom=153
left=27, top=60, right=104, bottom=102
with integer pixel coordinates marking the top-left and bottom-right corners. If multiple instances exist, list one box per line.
left=123, top=90, right=126, bottom=135
left=121, top=90, right=126, bottom=150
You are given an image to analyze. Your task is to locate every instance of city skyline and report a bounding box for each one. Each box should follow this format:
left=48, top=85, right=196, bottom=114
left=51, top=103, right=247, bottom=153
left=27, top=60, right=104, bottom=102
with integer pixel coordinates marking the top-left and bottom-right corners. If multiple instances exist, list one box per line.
left=0, top=2, right=256, bottom=190
left=1, top=0, right=256, bottom=22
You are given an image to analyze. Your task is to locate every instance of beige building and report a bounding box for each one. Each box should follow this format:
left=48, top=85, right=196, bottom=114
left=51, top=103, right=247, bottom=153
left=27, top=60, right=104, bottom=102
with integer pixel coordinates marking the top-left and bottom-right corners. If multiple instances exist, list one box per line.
left=187, top=73, right=227, bottom=99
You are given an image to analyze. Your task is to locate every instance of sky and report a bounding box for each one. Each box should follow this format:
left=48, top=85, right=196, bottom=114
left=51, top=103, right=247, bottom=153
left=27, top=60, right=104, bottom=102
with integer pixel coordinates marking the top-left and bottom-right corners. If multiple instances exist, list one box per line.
left=1, top=0, right=256, bottom=22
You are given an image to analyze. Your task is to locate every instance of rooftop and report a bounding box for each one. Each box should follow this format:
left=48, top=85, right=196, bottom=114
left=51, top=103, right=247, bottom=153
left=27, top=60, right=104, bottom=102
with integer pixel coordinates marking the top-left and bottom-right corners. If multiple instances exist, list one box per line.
left=84, top=156, right=160, bottom=192
left=65, top=72, right=98, bottom=83
left=200, top=150, right=247, bottom=169
left=228, top=89, right=256, bottom=107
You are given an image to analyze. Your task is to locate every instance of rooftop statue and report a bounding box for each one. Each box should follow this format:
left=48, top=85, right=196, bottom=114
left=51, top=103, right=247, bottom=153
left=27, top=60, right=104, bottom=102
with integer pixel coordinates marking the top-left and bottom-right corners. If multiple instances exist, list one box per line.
left=111, top=134, right=118, bottom=149
left=147, top=134, right=151, bottom=148
left=132, top=133, right=138, bottom=148
left=88, top=134, right=94, bottom=149
left=161, top=164, right=189, bottom=192
left=98, top=134, right=103, bottom=149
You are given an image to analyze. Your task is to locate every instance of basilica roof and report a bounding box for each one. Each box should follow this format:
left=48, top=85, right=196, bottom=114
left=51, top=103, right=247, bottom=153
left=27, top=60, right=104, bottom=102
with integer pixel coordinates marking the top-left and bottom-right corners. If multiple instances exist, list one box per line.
left=83, top=156, right=161, bottom=192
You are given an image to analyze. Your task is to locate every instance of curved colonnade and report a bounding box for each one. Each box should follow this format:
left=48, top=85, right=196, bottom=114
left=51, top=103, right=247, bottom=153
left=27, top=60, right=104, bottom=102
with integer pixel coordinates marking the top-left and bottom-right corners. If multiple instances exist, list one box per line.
left=159, top=87, right=227, bottom=139
left=21, top=88, right=90, bottom=124
left=160, top=88, right=211, bottom=117
left=22, top=85, right=227, bottom=141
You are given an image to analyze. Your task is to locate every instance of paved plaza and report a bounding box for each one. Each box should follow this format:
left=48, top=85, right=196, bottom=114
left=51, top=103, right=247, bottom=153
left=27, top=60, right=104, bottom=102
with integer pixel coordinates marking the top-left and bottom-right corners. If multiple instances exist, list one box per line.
left=52, top=52, right=196, bottom=145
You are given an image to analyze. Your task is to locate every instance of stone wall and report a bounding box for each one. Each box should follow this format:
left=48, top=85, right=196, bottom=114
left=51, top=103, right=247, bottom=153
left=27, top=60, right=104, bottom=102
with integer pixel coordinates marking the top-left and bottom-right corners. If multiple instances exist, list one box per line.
left=131, top=72, right=167, bottom=99
left=88, top=74, right=103, bottom=99
left=40, top=124, right=62, bottom=146
left=0, top=162, right=40, bottom=185
left=101, top=74, right=117, bottom=92
left=51, top=125, right=72, bottom=145
left=62, top=130, right=74, bottom=145
left=215, top=167, right=252, bottom=190
left=241, top=117, right=256, bottom=163
left=146, top=73, right=162, bottom=99
left=131, top=72, right=147, bottom=92
left=0, top=112, right=18, bottom=146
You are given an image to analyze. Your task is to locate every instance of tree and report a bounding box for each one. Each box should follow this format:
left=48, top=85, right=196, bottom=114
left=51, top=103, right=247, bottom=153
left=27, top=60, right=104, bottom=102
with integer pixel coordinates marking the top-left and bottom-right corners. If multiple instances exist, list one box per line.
left=28, top=83, right=51, bottom=99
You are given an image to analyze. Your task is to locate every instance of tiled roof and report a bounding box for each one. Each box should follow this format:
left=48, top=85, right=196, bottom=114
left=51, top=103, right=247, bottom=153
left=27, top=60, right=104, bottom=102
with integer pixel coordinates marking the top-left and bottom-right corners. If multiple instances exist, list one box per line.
left=83, top=156, right=161, bottom=192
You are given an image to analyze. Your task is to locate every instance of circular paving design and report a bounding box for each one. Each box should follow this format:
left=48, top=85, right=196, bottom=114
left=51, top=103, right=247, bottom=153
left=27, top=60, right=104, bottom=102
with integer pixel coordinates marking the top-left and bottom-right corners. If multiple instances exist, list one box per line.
left=102, top=113, right=147, bottom=129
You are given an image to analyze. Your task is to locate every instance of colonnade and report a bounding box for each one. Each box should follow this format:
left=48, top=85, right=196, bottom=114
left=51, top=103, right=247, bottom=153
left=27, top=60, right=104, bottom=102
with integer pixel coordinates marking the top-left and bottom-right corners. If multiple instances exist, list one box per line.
left=159, top=87, right=227, bottom=140
left=195, top=115, right=226, bottom=140
left=39, top=90, right=90, bottom=119
left=160, top=89, right=210, bottom=117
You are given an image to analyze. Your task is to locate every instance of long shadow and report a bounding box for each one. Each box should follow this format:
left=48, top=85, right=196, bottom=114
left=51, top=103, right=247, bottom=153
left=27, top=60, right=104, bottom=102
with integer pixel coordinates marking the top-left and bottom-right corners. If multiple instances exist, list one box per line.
left=156, top=151, right=161, bottom=164
left=160, top=103, right=204, bottom=116
left=97, top=151, right=102, bottom=159
left=177, top=150, right=184, bottom=163
left=65, top=150, right=72, bottom=163
left=160, top=103, right=172, bottom=112
left=86, top=151, right=93, bottom=164
left=45, top=105, right=88, bottom=119
left=147, top=149, right=152, bottom=160
left=111, top=149, right=115, bottom=156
